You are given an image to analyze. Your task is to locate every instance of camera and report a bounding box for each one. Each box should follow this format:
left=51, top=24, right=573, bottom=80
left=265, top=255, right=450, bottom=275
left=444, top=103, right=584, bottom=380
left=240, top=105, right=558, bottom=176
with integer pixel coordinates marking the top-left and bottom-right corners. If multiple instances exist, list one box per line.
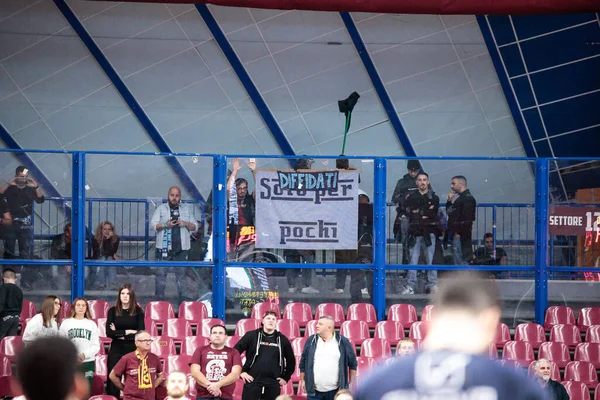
left=170, top=208, right=180, bottom=222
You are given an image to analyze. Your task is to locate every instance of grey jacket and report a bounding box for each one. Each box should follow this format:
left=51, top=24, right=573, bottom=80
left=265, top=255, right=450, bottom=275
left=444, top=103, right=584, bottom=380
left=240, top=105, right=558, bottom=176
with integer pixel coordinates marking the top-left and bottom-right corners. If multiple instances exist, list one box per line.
left=299, top=333, right=358, bottom=396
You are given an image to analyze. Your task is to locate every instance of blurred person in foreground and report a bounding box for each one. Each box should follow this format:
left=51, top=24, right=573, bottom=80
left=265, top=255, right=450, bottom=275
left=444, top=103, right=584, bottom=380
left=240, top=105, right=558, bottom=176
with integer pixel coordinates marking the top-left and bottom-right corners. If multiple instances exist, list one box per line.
left=15, top=336, right=89, bottom=400
left=533, top=359, right=569, bottom=400
left=353, top=273, right=547, bottom=400
left=165, top=371, right=190, bottom=400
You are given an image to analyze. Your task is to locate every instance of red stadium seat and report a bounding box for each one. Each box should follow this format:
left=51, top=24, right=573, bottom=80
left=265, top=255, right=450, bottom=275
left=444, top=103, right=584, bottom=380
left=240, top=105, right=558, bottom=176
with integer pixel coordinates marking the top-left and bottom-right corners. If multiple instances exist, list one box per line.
left=144, top=319, right=159, bottom=336
left=96, top=317, right=107, bottom=337
left=292, top=337, right=307, bottom=357
left=494, top=323, right=512, bottom=348
left=374, top=321, right=405, bottom=342
left=20, top=317, right=32, bottom=336
left=360, top=338, right=391, bottom=359
left=421, top=305, right=435, bottom=322
left=315, top=303, right=345, bottom=327
left=296, top=378, right=307, bottom=397
left=282, top=302, right=313, bottom=328
left=502, top=341, right=535, bottom=366
left=280, top=380, right=294, bottom=395
left=88, top=300, right=110, bottom=320
left=595, top=383, right=600, bottom=400
left=235, top=319, right=262, bottom=337
left=165, top=355, right=192, bottom=375
left=60, top=299, right=71, bottom=320
left=234, top=379, right=244, bottom=400
left=165, top=318, right=193, bottom=341
left=562, top=381, right=590, bottom=400
left=89, top=396, right=118, bottom=400
left=387, top=304, right=418, bottom=328
left=409, top=321, right=429, bottom=340
left=550, top=324, right=581, bottom=348
left=515, top=323, right=546, bottom=348
left=178, top=301, right=208, bottom=325
left=181, top=336, right=210, bottom=356
left=488, top=343, right=498, bottom=359
left=150, top=336, right=176, bottom=358
left=564, top=361, right=599, bottom=389
left=578, top=307, right=600, bottom=331
left=19, top=299, right=36, bottom=321
left=251, top=302, right=281, bottom=319
left=225, top=335, right=240, bottom=348
left=277, top=319, right=300, bottom=340
left=290, top=356, right=302, bottom=382
left=145, top=301, right=174, bottom=328
left=95, top=354, right=108, bottom=383
left=574, top=343, right=600, bottom=369
left=528, top=360, right=561, bottom=382
left=340, top=320, right=370, bottom=345
left=544, top=306, right=576, bottom=331
left=0, top=355, right=11, bottom=377
left=538, top=341, right=571, bottom=368
left=347, top=338, right=357, bottom=355
left=199, top=318, right=225, bottom=338
left=304, top=320, right=318, bottom=337
left=586, top=325, right=600, bottom=343
left=0, top=336, right=23, bottom=362
left=356, top=356, right=377, bottom=377
left=347, top=303, right=378, bottom=328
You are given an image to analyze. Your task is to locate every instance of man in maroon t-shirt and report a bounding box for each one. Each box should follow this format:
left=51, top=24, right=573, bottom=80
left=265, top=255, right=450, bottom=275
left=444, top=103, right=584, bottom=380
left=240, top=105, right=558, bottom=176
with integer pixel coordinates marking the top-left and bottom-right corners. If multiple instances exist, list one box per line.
left=190, top=324, right=242, bottom=400
left=109, top=330, right=165, bottom=400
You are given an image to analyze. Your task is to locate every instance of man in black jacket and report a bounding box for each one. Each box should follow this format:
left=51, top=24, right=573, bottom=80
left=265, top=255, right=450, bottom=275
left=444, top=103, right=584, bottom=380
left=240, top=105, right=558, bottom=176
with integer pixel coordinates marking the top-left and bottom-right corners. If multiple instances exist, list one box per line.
left=234, top=311, right=296, bottom=400
left=401, top=172, right=439, bottom=295
left=0, top=268, right=23, bottom=340
left=391, top=160, right=421, bottom=264
left=446, top=175, right=476, bottom=266
left=533, top=359, right=570, bottom=400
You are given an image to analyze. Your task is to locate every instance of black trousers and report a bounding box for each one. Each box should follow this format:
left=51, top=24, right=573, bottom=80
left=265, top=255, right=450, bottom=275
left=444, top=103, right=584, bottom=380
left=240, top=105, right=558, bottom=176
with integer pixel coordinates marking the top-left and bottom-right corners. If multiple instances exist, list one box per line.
left=106, top=346, right=132, bottom=398
left=0, top=315, right=19, bottom=341
left=241, top=382, right=280, bottom=400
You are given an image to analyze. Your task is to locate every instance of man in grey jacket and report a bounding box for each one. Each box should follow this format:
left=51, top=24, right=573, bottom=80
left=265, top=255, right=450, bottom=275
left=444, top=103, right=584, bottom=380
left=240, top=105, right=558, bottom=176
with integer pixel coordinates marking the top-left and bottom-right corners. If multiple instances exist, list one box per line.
left=150, top=186, right=197, bottom=299
left=299, top=316, right=357, bottom=400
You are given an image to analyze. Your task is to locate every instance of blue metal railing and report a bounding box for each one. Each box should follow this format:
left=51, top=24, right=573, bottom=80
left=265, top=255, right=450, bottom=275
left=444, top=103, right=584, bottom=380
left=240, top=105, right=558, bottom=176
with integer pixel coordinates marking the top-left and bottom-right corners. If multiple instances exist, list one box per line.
left=0, top=150, right=598, bottom=324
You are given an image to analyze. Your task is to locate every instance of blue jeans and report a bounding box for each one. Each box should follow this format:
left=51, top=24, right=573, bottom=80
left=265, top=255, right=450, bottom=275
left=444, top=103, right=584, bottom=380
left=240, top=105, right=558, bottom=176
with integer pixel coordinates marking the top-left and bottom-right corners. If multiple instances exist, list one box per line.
left=451, top=235, right=468, bottom=265
left=308, top=389, right=338, bottom=400
left=407, top=233, right=437, bottom=289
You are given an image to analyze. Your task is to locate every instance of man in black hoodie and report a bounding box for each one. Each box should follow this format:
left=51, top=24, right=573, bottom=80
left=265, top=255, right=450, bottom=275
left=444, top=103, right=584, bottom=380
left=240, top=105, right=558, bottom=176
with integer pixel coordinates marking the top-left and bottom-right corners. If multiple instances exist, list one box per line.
left=0, top=268, right=22, bottom=340
left=235, top=311, right=295, bottom=400
left=446, top=175, right=476, bottom=265
left=391, top=160, right=421, bottom=264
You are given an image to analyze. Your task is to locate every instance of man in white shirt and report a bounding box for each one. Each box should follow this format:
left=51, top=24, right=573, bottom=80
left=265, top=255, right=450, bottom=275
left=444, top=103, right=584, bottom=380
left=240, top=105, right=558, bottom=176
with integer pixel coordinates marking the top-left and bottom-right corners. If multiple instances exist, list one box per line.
left=299, top=316, right=357, bottom=400
left=150, top=186, right=197, bottom=299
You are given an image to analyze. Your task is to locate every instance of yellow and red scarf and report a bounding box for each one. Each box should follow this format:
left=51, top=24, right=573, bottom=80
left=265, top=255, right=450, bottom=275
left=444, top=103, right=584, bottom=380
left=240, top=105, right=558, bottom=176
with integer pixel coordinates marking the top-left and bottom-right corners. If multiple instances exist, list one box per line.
left=135, top=350, right=152, bottom=389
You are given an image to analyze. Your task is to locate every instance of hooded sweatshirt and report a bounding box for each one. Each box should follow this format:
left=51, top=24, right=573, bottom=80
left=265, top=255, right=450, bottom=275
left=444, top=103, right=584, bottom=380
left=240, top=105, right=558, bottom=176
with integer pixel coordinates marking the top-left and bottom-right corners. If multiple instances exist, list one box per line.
left=59, top=318, right=101, bottom=363
left=22, top=314, right=60, bottom=344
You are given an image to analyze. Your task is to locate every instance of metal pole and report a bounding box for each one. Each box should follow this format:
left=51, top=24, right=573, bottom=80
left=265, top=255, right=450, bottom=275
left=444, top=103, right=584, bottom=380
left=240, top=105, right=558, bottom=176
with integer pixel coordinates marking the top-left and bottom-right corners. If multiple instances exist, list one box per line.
left=534, top=158, right=549, bottom=325
left=71, top=152, right=86, bottom=301
left=373, top=157, right=387, bottom=321
left=212, top=155, right=227, bottom=320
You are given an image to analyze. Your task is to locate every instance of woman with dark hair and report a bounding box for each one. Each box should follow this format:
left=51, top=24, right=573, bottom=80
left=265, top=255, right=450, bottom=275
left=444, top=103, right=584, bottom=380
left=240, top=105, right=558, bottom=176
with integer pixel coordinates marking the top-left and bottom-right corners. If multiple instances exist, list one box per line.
left=90, top=221, right=121, bottom=289
left=22, top=295, right=61, bottom=343
left=106, top=283, right=145, bottom=398
left=59, top=297, right=100, bottom=388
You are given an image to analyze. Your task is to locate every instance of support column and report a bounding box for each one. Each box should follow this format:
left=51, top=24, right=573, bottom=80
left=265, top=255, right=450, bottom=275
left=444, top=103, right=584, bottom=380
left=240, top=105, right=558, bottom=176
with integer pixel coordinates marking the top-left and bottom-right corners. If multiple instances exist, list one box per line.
left=534, top=158, right=549, bottom=325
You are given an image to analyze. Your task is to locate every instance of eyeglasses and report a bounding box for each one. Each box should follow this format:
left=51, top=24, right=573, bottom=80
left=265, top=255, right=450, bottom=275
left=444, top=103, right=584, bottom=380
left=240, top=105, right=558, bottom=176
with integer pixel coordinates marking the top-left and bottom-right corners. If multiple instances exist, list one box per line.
left=137, top=339, right=153, bottom=343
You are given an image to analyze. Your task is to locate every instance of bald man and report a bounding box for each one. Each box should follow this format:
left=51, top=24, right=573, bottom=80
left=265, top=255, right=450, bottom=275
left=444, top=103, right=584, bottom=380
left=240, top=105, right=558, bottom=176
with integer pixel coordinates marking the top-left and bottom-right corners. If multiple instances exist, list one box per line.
left=150, top=186, right=197, bottom=299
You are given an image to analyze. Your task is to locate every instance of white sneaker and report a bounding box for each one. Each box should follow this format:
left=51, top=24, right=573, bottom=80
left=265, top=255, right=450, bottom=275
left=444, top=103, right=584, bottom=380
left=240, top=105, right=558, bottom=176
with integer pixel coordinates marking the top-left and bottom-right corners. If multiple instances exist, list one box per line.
left=333, top=288, right=344, bottom=294
left=361, top=288, right=369, bottom=295
left=301, top=286, right=320, bottom=294
left=288, top=287, right=297, bottom=293
left=401, top=285, right=414, bottom=295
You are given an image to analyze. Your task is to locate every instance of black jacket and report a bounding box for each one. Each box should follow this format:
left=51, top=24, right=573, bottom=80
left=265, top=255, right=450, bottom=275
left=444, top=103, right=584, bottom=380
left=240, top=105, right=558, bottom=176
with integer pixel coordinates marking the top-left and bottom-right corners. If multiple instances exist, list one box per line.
left=234, top=328, right=295, bottom=382
left=446, top=189, right=476, bottom=237
left=0, top=283, right=23, bottom=318
left=405, top=190, right=440, bottom=237
left=391, top=174, right=418, bottom=217
left=544, top=379, right=570, bottom=400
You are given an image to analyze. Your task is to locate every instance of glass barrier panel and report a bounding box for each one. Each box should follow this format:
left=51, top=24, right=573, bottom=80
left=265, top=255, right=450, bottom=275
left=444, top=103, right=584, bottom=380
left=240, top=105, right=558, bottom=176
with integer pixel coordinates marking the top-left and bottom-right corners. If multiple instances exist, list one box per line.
left=0, top=151, right=73, bottom=315
left=83, top=153, right=213, bottom=307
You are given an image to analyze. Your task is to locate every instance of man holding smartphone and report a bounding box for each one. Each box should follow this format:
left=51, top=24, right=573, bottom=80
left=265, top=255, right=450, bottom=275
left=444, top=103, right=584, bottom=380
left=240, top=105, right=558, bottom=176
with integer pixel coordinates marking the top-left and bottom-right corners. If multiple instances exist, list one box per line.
left=0, top=166, right=45, bottom=290
left=151, top=186, right=197, bottom=300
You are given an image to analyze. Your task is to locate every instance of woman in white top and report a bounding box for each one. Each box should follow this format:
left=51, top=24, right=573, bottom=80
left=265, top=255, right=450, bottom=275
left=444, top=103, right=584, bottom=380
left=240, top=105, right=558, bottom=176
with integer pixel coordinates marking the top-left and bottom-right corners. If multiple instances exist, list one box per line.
left=59, top=297, right=101, bottom=388
left=22, top=295, right=62, bottom=343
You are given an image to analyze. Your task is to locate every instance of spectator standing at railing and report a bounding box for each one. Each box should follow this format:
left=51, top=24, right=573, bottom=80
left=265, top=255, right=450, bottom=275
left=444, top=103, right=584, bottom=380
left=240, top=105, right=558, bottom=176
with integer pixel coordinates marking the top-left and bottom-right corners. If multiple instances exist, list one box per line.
left=89, top=221, right=121, bottom=290
left=151, top=186, right=197, bottom=300
left=401, top=172, right=439, bottom=295
left=49, top=222, right=72, bottom=290
left=446, top=176, right=476, bottom=266
left=472, top=233, right=507, bottom=278
left=391, top=160, right=422, bottom=265
left=0, top=166, right=45, bottom=290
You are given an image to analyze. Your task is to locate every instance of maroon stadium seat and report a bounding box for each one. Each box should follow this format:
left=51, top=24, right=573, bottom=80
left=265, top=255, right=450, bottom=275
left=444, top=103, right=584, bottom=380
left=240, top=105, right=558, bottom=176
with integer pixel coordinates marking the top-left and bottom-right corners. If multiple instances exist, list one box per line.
left=561, top=381, right=590, bottom=400
left=360, top=338, right=391, bottom=359
left=225, top=335, right=240, bottom=348
left=387, top=304, right=418, bottom=328
left=282, top=302, right=313, bottom=328
left=276, top=319, right=301, bottom=340
left=514, top=323, right=546, bottom=348
left=178, top=301, right=208, bottom=326
left=199, top=318, right=225, bottom=338
left=340, top=320, right=370, bottom=345
left=164, top=318, right=193, bottom=342
left=374, top=321, right=405, bottom=342
left=94, top=354, right=108, bottom=383
left=538, top=341, right=571, bottom=368
left=181, top=336, right=210, bottom=356
left=544, top=306, right=576, bottom=332
left=574, top=342, right=600, bottom=369
left=165, top=354, right=192, bottom=375
left=88, top=300, right=110, bottom=320
left=0, top=336, right=23, bottom=362
left=315, top=303, right=345, bottom=327
left=251, top=302, right=281, bottom=319
left=564, top=361, right=598, bottom=389
left=578, top=307, right=600, bottom=331
left=409, top=321, right=429, bottom=340
left=502, top=341, right=535, bottom=366
left=145, top=301, right=175, bottom=324
left=304, top=320, right=318, bottom=337
left=291, top=337, right=308, bottom=357
left=421, top=305, right=435, bottom=322
left=143, top=318, right=159, bottom=336
left=150, top=336, right=176, bottom=359
left=347, top=303, right=378, bottom=328
left=550, top=324, right=581, bottom=348
left=494, top=323, right=512, bottom=348
left=234, top=319, right=262, bottom=337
